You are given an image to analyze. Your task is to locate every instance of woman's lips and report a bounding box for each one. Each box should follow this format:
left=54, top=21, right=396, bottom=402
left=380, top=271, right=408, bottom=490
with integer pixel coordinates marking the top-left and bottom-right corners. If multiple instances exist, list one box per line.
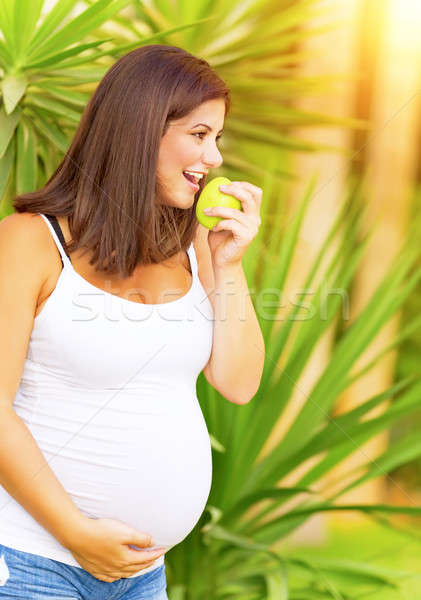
left=183, top=172, right=200, bottom=192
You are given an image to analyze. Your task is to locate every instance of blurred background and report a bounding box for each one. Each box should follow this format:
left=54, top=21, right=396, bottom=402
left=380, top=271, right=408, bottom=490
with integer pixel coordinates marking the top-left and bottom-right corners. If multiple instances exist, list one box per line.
left=1, top=0, right=420, bottom=597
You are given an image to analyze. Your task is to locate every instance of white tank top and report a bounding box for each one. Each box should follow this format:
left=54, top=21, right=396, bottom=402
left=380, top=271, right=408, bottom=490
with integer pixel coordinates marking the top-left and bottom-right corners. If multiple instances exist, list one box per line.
left=0, top=213, right=214, bottom=577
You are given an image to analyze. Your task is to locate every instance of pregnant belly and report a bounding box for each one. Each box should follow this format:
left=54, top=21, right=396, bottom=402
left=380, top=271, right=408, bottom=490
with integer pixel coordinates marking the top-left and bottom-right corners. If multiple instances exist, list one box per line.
left=29, top=389, right=213, bottom=550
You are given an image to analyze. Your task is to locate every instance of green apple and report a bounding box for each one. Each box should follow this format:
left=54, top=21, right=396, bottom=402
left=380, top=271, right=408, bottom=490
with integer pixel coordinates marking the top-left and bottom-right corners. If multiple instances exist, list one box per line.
left=196, top=176, right=243, bottom=229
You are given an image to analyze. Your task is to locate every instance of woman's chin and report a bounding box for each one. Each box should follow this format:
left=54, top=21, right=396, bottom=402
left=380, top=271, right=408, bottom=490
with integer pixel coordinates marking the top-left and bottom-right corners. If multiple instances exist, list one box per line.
left=160, top=194, right=197, bottom=209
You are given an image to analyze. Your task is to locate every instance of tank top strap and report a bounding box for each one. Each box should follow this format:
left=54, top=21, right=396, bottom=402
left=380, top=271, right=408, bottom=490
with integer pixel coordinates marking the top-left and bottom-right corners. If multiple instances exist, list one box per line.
left=187, top=241, right=198, bottom=279
left=39, top=214, right=72, bottom=268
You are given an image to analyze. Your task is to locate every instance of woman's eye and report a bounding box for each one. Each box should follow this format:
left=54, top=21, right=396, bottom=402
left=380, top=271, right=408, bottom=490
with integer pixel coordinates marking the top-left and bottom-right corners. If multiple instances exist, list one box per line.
left=193, top=132, right=223, bottom=144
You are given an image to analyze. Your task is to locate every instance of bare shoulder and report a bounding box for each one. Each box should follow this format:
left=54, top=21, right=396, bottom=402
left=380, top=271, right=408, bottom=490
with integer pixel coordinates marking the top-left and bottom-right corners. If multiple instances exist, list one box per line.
left=0, top=212, right=56, bottom=408
left=0, top=212, right=55, bottom=300
left=0, top=211, right=49, bottom=243
left=193, top=223, right=215, bottom=311
left=0, top=211, right=54, bottom=258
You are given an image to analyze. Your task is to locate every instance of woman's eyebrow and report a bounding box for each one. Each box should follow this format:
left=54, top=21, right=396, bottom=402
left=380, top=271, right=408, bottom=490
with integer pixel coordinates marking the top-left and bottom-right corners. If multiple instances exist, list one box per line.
left=193, top=123, right=224, bottom=134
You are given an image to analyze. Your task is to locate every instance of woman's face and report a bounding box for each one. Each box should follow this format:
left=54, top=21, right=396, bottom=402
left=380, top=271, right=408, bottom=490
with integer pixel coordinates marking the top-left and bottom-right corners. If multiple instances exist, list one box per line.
left=156, top=98, right=226, bottom=208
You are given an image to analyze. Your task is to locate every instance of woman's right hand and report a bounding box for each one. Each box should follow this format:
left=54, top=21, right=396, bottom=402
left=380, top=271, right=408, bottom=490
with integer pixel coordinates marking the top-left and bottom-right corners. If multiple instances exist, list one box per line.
left=65, top=517, right=166, bottom=582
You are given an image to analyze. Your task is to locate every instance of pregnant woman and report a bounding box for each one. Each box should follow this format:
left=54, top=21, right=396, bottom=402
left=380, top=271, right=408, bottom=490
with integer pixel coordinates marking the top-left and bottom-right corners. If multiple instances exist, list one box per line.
left=0, top=44, right=264, bottom=598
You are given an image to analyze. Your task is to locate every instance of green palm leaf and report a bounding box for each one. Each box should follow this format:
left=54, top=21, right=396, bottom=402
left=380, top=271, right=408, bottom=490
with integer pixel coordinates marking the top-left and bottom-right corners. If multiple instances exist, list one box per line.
left=25, top=0, right=131, bottom=63
left=0, top=135, right=14, bottom=200
left=0, top=104, right=20, bottom=158
left=16, top=118, right=37, bottom=194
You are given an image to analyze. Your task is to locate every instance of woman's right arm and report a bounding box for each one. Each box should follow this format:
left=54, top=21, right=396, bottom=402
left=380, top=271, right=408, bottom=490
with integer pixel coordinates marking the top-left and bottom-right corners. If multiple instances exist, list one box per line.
left=0, top=214, right=166, bottom=581
left=0, top=213, right=83, bottom=546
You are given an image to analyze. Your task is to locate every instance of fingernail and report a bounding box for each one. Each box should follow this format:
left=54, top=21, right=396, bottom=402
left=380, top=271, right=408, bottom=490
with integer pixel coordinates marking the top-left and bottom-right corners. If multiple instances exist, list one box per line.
left=203, top=208, right=212, bottom=214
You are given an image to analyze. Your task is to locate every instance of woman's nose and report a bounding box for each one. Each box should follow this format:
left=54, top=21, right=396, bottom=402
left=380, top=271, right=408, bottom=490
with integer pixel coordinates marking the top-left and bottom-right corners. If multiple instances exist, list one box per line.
left=202, top=147, right=223, bottom=170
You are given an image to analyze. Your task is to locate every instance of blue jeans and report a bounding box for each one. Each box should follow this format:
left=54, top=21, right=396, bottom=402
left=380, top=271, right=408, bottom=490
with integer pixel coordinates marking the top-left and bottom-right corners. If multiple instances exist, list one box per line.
left=0, top=543, right=168, bottom=599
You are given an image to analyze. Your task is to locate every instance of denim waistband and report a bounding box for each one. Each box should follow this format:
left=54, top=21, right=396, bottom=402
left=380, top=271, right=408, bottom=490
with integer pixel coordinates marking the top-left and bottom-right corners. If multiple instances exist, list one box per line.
left=0, top=542, right=168, bottom=600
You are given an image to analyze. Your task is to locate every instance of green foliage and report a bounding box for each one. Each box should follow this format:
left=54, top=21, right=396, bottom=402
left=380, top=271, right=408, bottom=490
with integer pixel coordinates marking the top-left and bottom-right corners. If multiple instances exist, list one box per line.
left=285, top=518, right=421, bottom=599
left=0, top=0, right=129, bottom=217
left=390, top=186, right=421, bottom=493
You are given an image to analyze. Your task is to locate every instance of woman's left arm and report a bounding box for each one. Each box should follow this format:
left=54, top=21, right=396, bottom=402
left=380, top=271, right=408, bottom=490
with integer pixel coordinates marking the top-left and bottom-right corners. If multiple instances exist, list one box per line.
left=198, top=181, right=265, bottom=405
left=206, top=261, right=265, bottom=404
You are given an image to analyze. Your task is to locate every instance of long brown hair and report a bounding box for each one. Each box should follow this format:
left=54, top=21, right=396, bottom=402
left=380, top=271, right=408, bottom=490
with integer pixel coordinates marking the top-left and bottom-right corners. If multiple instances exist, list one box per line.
left=13, top=44, right=231, bottom=277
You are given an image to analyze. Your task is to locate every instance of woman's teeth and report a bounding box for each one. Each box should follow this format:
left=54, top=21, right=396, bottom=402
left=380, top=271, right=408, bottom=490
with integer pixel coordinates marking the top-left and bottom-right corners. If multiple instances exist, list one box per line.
left=183, top=171, right=203, bottom=184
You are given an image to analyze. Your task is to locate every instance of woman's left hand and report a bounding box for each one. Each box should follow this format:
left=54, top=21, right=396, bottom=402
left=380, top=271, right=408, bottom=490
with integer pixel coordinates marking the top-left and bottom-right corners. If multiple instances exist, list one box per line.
left=205, top=181, right=262, bottom=269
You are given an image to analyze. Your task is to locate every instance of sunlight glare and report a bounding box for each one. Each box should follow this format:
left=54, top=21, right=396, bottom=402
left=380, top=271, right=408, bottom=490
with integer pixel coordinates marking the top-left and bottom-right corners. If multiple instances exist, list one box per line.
left=388, top=0, right=421, bottom=51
